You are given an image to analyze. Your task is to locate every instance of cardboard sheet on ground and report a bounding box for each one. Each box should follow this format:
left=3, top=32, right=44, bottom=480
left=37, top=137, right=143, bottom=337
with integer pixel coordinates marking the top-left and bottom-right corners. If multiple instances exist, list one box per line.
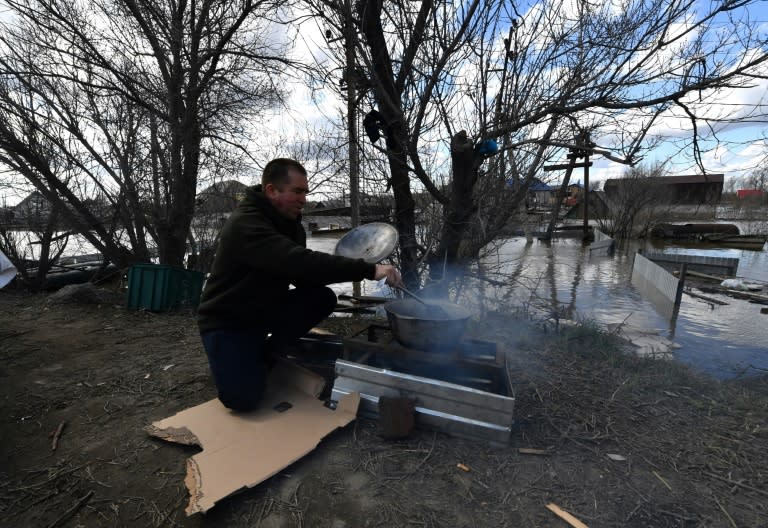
left=145, top=361, right=360, bottom=515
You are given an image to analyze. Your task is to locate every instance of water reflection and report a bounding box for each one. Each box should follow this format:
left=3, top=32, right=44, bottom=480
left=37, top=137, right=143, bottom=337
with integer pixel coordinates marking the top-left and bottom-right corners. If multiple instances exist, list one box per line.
left=481, top=237, right=768, bottom=379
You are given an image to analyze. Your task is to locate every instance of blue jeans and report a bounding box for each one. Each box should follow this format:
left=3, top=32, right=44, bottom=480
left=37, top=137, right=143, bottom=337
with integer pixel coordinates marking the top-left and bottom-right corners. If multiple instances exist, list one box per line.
left=201, top=286, right=337, bottom=411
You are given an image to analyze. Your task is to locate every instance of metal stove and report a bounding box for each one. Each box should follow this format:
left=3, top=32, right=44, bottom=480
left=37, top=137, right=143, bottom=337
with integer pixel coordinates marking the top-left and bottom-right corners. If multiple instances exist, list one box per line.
left=331, top=324, right=515, bottom=444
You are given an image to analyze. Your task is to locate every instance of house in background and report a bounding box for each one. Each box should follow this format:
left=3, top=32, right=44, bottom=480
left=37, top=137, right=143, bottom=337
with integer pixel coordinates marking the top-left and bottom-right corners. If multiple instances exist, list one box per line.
left=526, top=179, right=556, bottom=209
left=564, top=181, right=585, bottom=206
left=11, top=191, right=53, bottom=227
left=604, top=174, right=724, bottom=204
left=195, top=180, right=249, bottom=216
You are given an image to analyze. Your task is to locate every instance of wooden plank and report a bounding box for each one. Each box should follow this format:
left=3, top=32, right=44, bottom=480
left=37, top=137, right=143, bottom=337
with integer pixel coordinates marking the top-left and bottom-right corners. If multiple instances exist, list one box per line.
left=543, top=161, right=592, bottom=171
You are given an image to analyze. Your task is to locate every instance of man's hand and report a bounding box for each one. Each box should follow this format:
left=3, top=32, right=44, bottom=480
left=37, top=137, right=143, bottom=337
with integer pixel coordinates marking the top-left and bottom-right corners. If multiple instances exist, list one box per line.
left=374, top=264, right=403, bottom=288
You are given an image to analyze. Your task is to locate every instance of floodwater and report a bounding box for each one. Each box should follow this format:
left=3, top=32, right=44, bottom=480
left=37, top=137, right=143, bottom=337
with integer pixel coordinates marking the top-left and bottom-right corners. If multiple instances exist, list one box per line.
left=309, top=232, right=768, bottom=380
left=486, top=236, right=767, bottom=379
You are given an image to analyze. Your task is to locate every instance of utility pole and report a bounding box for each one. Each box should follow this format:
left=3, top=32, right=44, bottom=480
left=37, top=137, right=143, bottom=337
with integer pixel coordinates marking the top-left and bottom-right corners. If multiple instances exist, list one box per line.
left=578, top=131, right=592, bottom=240
left=344, top=0, right=361, bottom=297
left=583, top=148, right=590, bottom=239
left=345, top=0, right=360, bottom=229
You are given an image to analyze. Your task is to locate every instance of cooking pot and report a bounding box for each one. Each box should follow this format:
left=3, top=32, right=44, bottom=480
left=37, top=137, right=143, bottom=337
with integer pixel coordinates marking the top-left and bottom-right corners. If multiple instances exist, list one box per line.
left=384, top=298, right=471, bottom=350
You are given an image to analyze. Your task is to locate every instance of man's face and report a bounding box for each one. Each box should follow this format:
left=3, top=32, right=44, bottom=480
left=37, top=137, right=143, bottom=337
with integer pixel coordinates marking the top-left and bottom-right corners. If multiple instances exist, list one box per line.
left=265, top=168, right=309, bottom=220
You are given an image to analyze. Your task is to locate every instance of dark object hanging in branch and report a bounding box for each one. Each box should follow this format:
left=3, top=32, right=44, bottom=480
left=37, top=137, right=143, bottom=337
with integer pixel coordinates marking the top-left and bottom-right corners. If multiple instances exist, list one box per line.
left=363, top=109, right=385, bottom=143
left=363, top=109, right=398, bottom=150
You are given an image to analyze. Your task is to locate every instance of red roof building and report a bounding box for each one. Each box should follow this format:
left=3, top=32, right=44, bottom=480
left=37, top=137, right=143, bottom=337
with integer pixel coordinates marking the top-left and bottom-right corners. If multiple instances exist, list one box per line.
left=736, top=189, right=764, bottom=199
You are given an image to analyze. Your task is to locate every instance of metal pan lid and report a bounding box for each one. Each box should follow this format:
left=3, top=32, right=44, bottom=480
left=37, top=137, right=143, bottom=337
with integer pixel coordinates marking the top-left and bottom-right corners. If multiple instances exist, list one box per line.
left=333, top=222, right=398, bottom=263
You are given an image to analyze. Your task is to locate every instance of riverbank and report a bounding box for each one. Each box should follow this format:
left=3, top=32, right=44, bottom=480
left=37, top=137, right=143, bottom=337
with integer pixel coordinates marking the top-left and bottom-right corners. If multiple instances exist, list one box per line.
left=1, top=289, right=766, bottom=527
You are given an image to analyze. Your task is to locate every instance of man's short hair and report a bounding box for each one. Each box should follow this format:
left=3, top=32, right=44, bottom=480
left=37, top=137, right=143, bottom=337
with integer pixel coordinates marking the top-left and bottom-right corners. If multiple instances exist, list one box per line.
left=262, top=158, right=307, bottom=187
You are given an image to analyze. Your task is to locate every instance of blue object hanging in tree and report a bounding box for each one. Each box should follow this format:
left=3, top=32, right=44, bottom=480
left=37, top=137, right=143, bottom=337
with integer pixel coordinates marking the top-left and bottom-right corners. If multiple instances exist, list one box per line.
left=476, top=139, right=499, bottom=155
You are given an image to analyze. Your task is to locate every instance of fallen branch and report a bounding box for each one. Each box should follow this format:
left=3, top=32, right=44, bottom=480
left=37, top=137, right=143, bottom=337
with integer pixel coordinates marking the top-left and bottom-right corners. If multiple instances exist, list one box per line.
left=8, top=464, right=87, bottom=492
left=518, top=448, right=551, bottom=456
left=713, top=496, right=738, bottom=528
left=47, top=490, right=93, bottom=528
left=152, top=494, right=186, bottom=528
left=703, top=471, right=768, bottom=497
left=546, top=502, right=589, bottom=528
left=51, top=421, right=66, bottom=451
left=652, top=470, right=673, bottom=491
left=394, top=432, right=436, bottom=481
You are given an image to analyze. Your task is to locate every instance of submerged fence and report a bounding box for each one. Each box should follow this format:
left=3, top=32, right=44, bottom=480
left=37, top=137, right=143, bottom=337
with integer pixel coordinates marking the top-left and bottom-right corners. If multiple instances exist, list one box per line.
left=632, top=252, right=685, bottom=306
left=590, top=229, right=615, bottom=256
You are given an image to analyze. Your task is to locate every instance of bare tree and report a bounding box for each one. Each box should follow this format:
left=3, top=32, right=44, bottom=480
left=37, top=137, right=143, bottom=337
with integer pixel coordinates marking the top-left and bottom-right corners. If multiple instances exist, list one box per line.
left=598, top=163, right=671, bottom=241
left=0, top=0, right=297, bottom=268
left=745, top=167, right=768, bottom=194
left=305, top=0, right=768, bottom=289
left=733, top=166, right=768, bottom=231
left=0, top=196, right=69, bottom=290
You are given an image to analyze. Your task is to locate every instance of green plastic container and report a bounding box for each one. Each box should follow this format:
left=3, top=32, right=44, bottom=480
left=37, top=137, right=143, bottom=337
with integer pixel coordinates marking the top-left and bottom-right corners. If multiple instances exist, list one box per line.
left=126, top=264, right=205, bottom=311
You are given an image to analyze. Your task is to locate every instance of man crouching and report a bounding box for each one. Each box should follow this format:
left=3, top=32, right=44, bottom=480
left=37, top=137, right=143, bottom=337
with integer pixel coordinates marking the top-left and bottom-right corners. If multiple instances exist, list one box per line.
left=197, top=158, right=401, bottom=411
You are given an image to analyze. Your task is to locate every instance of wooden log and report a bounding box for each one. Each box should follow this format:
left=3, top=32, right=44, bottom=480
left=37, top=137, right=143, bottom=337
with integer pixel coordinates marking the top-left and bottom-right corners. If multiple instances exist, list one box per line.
left=674, top=269, right=727, bottom=281
left=697, top=286, right=768, bottom=303
left=723, top=289, right=768, bottom=302
left=518, top=447, right=551, bottom=455
left=684, top=290, right=729, bottom=305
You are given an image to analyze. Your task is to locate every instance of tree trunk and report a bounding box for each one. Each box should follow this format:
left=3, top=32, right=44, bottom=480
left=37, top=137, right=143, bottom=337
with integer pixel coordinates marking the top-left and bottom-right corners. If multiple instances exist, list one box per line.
left=429, top=131, right=479, bottom=283
left=361, top=1, right=419, bottom=288
left=387, top=144, right=419, bottom=288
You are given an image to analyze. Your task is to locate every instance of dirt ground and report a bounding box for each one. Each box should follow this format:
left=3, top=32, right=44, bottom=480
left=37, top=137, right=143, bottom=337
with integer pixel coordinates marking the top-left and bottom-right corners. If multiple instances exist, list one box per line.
left=1, top=287, right=767, bottom=528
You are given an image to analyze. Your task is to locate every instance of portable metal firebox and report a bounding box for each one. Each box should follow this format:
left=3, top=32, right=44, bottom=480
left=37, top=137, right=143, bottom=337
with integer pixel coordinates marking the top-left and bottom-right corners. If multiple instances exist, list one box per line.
left=330, top=324, right=515, bottom=444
